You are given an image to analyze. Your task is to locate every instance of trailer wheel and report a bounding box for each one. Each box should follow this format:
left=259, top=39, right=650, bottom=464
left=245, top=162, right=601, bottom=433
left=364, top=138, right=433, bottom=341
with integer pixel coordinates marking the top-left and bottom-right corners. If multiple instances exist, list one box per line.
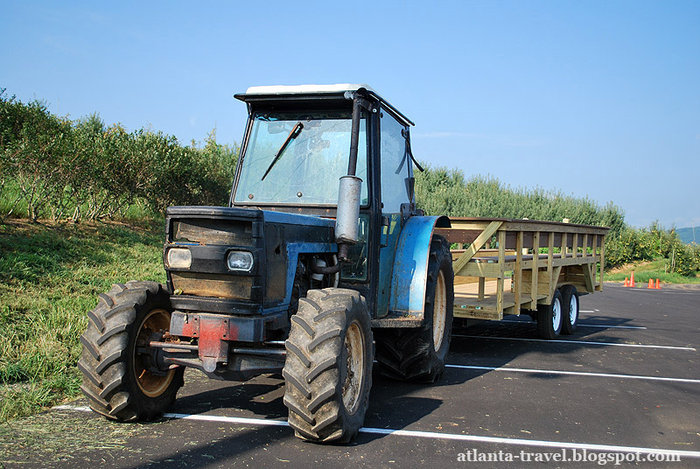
left=375, top=236, right=454, bottom=383
left=283, top=288, right=373, bottom=443
left=78, top=281, right=184, bottom=421
left=560, top=285, right=579, bottom=335
left=536, top=289, right=563, bottom=339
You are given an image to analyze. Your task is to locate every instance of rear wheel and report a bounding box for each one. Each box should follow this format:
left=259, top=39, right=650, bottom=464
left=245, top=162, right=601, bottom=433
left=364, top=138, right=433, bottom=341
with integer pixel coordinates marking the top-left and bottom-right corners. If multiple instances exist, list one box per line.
left=375, top=236, right=454, bottom=382
left=283, top=288, right=373, bottom=443
left=78, top=281, right=184, bottom=421
left=560, top=285, right=579, bottom=335
left=536, top=289, right=563, bottom=340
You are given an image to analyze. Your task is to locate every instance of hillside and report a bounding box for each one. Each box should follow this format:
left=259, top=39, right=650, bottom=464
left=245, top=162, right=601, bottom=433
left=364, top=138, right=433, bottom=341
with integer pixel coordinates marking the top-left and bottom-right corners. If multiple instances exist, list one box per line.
left=677, top=226, right=698, bottom=245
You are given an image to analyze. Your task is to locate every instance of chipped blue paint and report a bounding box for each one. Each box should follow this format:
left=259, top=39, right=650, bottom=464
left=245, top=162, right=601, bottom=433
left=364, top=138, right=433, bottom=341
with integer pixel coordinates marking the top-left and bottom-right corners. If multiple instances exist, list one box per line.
left=376, top=213, right=403, bottom=318
left=262, top=210, right=335, bottom=227
left=389, top=216, right=448, bottom=317
left=260, top=210, right=336, bottom=306
left=284, top=242, right=337, bottom=304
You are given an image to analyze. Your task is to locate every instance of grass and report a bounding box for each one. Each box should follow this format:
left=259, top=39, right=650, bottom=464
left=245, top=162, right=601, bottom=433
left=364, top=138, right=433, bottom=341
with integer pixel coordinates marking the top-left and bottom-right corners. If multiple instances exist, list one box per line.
left=605, top=258, right=700, bottom=284
left=0, top=218, right=165, bottom=421
left=0, top=407, right=165, bottom=466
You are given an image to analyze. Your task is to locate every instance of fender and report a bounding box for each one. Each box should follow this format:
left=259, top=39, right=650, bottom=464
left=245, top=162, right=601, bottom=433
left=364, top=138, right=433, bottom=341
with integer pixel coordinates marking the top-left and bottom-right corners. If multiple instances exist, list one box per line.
left=388, top=215, right=451, bottom=319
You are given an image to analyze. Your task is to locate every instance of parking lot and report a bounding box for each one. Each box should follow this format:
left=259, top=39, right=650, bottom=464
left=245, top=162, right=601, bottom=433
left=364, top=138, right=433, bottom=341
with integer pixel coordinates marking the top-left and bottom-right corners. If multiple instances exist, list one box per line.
left=5, top=284, right=699, bottom=468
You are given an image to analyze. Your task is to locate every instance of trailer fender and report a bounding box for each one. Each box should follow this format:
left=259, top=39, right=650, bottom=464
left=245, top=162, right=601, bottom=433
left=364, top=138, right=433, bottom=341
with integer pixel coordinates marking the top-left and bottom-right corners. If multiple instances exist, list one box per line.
left=388, top=215, right=451, bottom=319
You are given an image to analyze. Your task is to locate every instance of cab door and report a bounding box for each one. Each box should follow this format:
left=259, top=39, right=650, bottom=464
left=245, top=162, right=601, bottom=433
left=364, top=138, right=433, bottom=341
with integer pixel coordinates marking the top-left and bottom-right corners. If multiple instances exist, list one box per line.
left=375, top=107, right=414, bottom=318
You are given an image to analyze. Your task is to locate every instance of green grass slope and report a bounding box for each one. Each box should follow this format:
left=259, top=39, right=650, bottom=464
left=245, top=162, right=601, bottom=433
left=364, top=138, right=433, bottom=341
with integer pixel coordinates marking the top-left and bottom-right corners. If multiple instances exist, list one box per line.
left=0, top=219, right=165, bottom=420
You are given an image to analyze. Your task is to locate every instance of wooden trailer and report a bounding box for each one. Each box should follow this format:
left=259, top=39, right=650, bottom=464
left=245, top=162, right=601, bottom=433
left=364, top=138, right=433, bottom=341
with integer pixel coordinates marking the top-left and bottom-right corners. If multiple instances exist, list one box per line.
left=435, top=218, right=609, bottom=338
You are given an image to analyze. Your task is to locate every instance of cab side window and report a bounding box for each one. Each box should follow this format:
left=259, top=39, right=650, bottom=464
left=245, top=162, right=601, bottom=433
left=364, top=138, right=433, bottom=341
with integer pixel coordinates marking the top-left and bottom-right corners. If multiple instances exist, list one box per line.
left=380, top=110, right=410, bottom=213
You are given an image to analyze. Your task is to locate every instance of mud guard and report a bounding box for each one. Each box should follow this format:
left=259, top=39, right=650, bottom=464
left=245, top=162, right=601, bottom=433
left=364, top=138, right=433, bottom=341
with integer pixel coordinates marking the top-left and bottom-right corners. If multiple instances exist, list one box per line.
left=388, top=215, right=451, bottom=320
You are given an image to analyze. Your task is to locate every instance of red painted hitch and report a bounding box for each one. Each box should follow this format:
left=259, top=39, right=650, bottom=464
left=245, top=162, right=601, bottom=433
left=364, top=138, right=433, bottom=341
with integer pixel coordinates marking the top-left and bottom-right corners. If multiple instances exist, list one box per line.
left=171, top=313, right=240, bottom=373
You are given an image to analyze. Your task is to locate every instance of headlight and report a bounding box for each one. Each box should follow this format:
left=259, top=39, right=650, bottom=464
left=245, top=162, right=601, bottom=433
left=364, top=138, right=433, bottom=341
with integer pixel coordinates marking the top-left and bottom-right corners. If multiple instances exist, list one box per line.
left=227, top=251, right=254, bottom=272
left=166, top=248, right=192, bottom=269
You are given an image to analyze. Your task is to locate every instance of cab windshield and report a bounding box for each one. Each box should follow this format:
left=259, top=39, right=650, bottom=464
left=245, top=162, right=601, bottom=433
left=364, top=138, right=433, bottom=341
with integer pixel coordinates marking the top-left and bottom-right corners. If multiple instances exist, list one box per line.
left=234, top=110, right=368, bottom=205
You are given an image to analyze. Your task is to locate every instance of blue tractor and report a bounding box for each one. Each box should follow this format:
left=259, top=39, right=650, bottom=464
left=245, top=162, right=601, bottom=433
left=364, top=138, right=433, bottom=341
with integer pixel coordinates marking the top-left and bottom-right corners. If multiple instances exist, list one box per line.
left=79, top=84, right=454, bottom=443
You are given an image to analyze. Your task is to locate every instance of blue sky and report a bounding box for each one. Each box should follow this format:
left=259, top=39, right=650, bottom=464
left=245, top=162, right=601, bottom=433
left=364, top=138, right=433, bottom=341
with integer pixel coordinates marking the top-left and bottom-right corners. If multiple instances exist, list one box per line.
left=2, top=1, right=698, bottom=227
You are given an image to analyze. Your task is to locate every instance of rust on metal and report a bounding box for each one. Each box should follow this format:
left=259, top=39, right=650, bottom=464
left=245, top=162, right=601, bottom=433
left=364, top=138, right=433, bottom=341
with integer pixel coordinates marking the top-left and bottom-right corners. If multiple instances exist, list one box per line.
left=172, top=219, right=253, bottom=245
left=170, top=272, right=252, bottom=299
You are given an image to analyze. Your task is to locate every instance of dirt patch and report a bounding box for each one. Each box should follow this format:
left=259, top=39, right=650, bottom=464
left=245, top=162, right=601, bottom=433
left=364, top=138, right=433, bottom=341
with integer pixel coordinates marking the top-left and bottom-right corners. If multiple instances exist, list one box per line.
left=608, top=261, right=654, bottom=274
left=0, top=217, right=161, bottom=237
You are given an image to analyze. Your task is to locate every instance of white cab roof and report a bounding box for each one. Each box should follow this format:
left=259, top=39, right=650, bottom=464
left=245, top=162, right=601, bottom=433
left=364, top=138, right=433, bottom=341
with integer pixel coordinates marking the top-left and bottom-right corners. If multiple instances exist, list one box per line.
left=244, top=83, right=375, bottom=95
left=238, top=83, right=414, bottom=126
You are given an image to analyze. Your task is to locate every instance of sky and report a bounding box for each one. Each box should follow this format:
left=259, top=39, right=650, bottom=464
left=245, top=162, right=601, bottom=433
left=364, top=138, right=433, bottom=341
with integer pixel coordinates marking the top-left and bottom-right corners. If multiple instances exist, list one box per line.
left=2, top=0, right=698, bottom=228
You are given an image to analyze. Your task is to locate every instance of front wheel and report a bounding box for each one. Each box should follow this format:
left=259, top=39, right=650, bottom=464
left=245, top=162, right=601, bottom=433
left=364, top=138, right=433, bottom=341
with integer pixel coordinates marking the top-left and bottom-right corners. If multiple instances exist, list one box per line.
left=78, top=281, right=184, bottom=421
left=283, top=288, right=373, bottom=443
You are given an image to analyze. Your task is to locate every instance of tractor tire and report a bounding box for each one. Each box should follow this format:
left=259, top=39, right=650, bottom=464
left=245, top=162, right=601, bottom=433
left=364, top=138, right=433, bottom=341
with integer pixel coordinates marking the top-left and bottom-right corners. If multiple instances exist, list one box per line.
left=375, top=235, right=454, bottom=383
left=560, top=285, right=579, bottom=335
left=282, top=288, right=373, bottom=444
left=78, top=281, right=184, bottom=421
left=536, top=289, right=563, bottom=340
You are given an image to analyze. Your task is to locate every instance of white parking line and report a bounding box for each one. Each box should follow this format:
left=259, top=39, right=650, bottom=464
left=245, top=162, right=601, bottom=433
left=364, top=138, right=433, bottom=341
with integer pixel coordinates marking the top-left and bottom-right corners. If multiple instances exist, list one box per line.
left=53, top=405, right=700, bottom=459
left=498, top=319, right=647, bottom=330
left=445, top=364, right=700, bottom=384
left=451, top=334, right=695, bottom=351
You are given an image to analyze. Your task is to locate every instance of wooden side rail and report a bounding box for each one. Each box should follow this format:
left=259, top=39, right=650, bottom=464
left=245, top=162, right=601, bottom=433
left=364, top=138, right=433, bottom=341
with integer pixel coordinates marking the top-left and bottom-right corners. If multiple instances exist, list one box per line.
left=436, top=218, right=609, bottom=321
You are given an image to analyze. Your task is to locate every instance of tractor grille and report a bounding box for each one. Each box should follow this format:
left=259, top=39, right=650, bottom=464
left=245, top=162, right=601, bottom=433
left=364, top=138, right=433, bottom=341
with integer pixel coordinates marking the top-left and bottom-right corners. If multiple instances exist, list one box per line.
left=172, top=218, right=253, bottom=246
left=168, top=217, right=256, bottom=301
left=171, top=272, right=253, bottom=300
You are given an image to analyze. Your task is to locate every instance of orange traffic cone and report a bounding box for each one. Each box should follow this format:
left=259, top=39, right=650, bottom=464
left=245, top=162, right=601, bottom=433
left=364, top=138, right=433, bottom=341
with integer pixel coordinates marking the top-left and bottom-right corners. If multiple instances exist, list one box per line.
left=630, top=272, right=636, bottom=288
left=624, top=277, right=629, bottom=287
left=648, top=279, right=654, bottom=289
left=655, top=279, right=661, bottom=289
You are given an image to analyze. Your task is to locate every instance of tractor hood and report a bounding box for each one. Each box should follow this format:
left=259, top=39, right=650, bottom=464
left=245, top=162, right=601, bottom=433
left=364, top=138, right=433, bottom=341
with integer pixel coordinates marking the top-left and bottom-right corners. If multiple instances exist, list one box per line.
left=166, top=205, right=335, bottom=228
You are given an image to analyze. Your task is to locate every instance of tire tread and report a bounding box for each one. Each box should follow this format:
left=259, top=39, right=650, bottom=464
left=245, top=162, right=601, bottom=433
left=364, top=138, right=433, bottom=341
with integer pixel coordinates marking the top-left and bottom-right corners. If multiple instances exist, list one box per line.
left=283, top=287, right=373, bottom=443
left=79, top=281, right=184, bottom=422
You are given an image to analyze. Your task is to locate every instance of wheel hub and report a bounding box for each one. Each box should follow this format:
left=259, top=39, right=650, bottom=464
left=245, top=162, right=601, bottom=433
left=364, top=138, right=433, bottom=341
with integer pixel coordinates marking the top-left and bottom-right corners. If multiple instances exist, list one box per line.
left=134, top=309, right=176, bottom=398
left=552, top=298, right=562, bottom=331
left=569, top=294, right=578, bottom=325
left=342, top=321, right=365, bottom=414
left=433, top=270, right=447, bottom=352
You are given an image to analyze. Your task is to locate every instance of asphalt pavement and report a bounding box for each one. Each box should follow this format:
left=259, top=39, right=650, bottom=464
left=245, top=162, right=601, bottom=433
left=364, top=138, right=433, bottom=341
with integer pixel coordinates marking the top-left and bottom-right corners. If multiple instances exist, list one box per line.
left=3, top=284, right=699, bottom=468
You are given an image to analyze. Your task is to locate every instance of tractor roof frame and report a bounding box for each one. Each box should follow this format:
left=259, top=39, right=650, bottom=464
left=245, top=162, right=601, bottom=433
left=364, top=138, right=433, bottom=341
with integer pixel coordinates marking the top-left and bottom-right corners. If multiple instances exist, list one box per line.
left=234, top=84, right=414, bottom=127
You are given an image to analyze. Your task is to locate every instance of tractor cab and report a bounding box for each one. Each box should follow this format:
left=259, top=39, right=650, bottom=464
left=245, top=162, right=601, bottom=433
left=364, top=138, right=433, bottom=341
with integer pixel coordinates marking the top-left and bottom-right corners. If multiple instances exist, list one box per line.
left=231, top=84, right=418, bottom=215
left=231, top=84, right=423, bottom=315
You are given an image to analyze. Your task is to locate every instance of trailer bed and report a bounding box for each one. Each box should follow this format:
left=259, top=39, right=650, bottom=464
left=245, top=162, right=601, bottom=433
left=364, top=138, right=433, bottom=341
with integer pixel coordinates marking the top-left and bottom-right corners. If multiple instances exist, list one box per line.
left=436, top=218, right=609, bottom=321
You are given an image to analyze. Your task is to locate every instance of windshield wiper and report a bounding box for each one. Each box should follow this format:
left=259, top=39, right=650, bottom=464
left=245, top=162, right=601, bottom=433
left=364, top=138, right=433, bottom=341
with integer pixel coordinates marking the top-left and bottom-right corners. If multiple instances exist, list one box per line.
left=261, top=122, right=304, bottom=181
